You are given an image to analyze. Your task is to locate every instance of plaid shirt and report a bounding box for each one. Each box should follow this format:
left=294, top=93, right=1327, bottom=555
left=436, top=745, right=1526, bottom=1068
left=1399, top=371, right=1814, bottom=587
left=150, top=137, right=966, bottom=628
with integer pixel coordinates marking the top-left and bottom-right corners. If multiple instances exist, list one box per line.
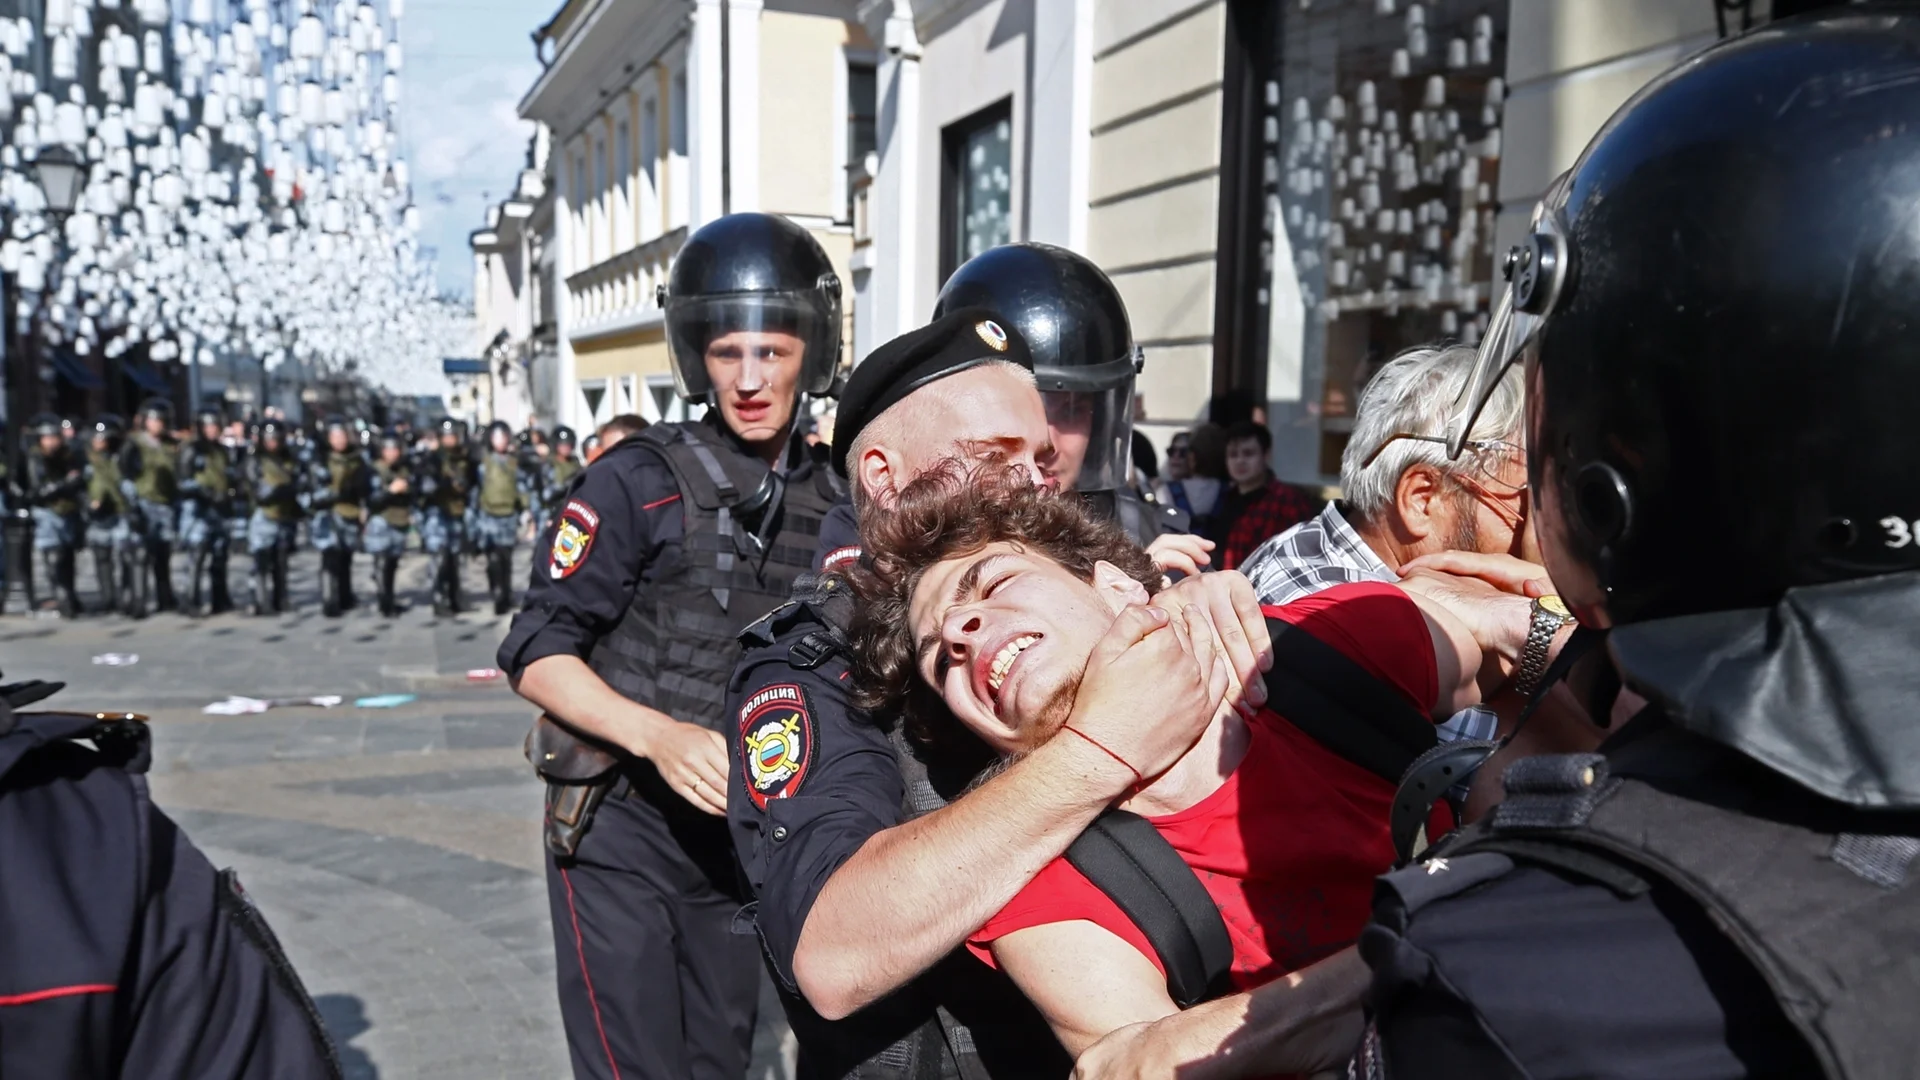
left=1219, top=479, right=1321, bottom=571
left=1239, top=502, right=1498, bottom=744
left=1241, top=502, right=1394, bottom=605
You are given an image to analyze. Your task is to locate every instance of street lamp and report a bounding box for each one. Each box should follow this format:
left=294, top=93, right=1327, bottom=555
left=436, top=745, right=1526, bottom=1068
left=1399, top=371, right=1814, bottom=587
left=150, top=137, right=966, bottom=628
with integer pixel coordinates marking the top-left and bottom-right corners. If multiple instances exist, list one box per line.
left=31, top=146, right=87, bottom=219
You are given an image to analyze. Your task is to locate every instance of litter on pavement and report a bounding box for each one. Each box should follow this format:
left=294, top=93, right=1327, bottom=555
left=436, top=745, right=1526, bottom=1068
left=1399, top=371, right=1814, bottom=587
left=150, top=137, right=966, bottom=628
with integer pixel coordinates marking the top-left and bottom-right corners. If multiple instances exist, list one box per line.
left=466, top=668, right=503, bottom=681
left=353, top=693, right=418, bottom=709
left=90, top=653, right=140, bottom=667
left=203, top=695, right=345, bottom=715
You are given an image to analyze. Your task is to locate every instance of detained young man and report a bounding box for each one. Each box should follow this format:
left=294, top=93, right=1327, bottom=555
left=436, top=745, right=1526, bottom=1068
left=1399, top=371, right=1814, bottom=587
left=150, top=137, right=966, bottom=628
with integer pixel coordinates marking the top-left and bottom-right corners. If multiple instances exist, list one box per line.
left=847, top=463, right=1528, bottom=1076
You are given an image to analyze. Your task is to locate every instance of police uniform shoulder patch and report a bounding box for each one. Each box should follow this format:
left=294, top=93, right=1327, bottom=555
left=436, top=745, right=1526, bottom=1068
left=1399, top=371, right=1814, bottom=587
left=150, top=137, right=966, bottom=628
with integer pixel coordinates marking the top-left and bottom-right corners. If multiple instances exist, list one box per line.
left=819, top=544, right=862, bottom=572
left=550, top=498, right=599, bottom=579
left=739, top=682, right=815, bottom=810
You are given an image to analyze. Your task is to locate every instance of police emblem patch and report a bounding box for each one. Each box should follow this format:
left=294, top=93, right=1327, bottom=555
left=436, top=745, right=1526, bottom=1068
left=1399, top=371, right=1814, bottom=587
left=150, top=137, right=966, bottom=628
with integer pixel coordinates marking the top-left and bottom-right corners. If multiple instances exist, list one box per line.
left=549, top=499, right=599, bottom=580
left=975, top=319, right=1009, bottom=352
left=739, top=682, right=814, bottom=810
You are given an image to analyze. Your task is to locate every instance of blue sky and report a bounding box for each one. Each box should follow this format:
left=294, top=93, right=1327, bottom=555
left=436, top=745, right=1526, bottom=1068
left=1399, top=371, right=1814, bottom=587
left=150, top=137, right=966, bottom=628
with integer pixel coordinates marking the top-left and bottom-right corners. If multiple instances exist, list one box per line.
left=398, top=0, right=553, bottom=298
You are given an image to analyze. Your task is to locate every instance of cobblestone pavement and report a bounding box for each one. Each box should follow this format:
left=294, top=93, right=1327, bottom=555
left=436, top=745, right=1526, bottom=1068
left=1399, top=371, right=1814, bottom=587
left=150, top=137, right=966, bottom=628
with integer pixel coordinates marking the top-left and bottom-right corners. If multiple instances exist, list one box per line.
left=3, top=548, right=794, bottom=1080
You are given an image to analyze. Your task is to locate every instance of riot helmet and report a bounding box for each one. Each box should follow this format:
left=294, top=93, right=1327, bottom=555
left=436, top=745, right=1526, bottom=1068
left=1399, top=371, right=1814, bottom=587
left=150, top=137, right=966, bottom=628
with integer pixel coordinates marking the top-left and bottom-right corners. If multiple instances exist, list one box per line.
left=27, top=412, right=66, bottom=441
left=254, top=418, right=286, bottom=449
left=552, top=425, right=577, bottom=448
left=322, top=414, right=354, bottom=452
left=91, top=413, right=127, bottom=450
left=194, top=405, right=224, bottom=436
left=933, top=242, right=1140, bottom=493
left=1449, top=8, right=1920, bottom=628
left=659, top=212, right=842, bottom=403
left=376, top=429, right=407, bottom=459
left=434, top=416, right=461, bottom=448
left=136, top=398, right=173, bottom=427
left=486, top=419, right=514, bottom=453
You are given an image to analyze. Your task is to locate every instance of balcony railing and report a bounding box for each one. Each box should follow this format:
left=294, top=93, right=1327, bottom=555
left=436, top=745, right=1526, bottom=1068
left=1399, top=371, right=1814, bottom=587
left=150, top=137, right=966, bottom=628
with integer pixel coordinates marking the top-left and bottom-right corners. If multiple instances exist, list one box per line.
left=563, top=226, right=688, bottom=331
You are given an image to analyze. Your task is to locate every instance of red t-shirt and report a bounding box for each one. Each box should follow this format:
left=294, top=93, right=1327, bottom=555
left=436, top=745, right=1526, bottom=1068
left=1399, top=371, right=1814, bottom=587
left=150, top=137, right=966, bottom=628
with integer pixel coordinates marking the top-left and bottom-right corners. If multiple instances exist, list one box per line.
left=969, top=581, right=1437, bottom=993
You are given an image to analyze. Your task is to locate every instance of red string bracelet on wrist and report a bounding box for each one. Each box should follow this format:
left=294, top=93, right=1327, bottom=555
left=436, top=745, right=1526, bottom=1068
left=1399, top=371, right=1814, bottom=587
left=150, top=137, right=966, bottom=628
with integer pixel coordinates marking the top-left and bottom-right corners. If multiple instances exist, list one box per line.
left=1061, top=724, right=1143, bottom=785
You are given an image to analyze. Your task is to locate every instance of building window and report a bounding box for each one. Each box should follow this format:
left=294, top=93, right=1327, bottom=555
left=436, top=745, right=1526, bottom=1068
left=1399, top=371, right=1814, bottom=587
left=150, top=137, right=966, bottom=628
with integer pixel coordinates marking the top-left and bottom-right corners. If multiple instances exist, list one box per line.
left=640, top=92, right=661, bottom=241
left=846, top=61, right=877, bottom=214
left=939, top=98, right=1013, bottom=281
left=580, top=378, right=610, bottom=427
left=615, top=118, right=632, bottom=248
left=1217, top=0, right=1508, bottom=481
left=644, top=374, right=697, bottom=423
left=669, top=68, right=689, bottom=228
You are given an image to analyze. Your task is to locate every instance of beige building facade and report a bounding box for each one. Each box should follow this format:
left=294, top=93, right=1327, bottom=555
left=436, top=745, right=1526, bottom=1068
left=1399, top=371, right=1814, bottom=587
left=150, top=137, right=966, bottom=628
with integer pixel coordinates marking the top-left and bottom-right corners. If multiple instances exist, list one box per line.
left=515, top=0, right=871, bottom=433
left=482, top=0, right=1822, bottom=473
left=853, top=0, right=1821, bottom=485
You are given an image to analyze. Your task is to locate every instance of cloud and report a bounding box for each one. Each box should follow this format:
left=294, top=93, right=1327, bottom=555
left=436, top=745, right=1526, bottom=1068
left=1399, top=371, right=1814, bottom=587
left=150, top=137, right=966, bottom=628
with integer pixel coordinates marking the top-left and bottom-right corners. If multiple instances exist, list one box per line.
left=400, top=3, right=546, bottom=296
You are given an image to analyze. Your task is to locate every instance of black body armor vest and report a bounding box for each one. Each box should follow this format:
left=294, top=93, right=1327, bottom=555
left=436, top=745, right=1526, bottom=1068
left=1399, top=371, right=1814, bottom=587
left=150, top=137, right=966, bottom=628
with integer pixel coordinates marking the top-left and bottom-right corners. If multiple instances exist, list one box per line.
left=1446, top=718, right=1920, bottom=1080
left=589, top=422, right=839, bottom=731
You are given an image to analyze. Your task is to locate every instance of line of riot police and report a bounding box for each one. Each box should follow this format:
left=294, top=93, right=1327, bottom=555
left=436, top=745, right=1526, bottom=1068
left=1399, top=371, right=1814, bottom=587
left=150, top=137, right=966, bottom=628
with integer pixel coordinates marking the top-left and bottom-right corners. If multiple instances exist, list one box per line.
left=0, top=403, right=587, bottom=620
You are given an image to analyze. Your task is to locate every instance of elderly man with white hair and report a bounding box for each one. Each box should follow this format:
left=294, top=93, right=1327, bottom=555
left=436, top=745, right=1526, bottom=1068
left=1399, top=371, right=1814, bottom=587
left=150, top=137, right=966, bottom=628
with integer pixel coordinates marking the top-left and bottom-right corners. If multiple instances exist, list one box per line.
left=1240, top=344, right=1530, bottom=607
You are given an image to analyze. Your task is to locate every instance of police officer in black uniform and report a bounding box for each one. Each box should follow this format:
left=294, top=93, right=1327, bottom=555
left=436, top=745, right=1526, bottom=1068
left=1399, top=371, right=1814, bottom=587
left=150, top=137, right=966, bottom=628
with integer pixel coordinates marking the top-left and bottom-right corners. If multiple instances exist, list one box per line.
left=498, top=211, right=845, bottom=1080
left=933, top=242, right=1194, bottom=555
left=0, top=675, right=341, bottom=1077
left=1354, top=12, right=1920, bottom=1078
left=725, top=309, right=1270, bottom=1078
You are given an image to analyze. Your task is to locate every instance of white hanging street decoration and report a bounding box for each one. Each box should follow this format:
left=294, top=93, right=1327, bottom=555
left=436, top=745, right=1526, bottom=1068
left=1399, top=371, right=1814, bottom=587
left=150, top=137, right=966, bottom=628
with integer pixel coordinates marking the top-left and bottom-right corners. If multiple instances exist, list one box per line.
left=0, top=0, right=458, bottom=400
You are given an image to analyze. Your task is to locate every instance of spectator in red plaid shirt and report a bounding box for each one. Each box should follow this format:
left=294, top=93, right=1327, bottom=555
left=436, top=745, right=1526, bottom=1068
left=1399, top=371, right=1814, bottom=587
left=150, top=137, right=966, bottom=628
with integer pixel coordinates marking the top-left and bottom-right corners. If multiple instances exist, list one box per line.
left=1211, top=420, right=1320, bottom=570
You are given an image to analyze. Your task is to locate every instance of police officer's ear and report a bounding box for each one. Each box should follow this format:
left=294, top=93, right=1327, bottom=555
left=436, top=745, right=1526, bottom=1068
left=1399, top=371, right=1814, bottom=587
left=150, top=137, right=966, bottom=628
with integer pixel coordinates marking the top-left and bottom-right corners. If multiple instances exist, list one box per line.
left=855, top=440, right=908, bottom=512
left=1092, top=561, right=1151, bottom=612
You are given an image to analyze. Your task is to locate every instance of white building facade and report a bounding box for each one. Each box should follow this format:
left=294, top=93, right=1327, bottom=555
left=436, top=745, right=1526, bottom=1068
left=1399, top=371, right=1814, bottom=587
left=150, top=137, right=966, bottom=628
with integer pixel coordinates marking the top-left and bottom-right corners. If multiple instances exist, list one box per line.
left=469, top=129, right=558, bottom=430
left=515, top=0, right=874, bottom=434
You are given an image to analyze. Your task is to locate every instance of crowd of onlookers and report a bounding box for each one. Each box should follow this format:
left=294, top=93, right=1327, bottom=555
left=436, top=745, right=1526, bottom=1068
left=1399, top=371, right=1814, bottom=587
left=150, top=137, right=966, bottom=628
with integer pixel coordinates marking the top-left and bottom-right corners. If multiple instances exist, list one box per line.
left=1130, top=414, right=1321, bottom=573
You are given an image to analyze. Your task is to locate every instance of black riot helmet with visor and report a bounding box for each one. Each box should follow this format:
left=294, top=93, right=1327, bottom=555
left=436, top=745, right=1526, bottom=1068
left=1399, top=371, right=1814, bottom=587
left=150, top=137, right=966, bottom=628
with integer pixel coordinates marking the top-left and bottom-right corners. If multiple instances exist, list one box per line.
left=135, top=398, right=173, bottom=426
left=485, top=419, right=514, bottom=452
left=932, top=242, right=1140, bottom=493
left=28, top=413, right=68, bottom=441
left=658, top=212, right=843, bottom=403
left=1448, top=7, right=1920, bottom=632
left=91, top=413, right=126, bottom=449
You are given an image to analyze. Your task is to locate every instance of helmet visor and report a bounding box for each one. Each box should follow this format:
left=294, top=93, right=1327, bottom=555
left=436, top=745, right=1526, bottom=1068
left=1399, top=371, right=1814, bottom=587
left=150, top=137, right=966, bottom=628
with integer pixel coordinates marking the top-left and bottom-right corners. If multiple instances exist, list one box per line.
left=1044, top=382, right=1134, bottom=494
left=1033, top=354, right=1139, bottom=395
left=663, top=290, right=840, bottom=401
left=1449, top=184, right=1570, bottom=459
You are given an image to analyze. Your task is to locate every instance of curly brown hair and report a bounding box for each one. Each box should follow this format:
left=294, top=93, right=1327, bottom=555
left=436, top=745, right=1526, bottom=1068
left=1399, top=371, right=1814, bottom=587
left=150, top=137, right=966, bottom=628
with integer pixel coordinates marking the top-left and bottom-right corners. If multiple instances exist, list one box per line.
left=848, top=460, right=1161, bottom=761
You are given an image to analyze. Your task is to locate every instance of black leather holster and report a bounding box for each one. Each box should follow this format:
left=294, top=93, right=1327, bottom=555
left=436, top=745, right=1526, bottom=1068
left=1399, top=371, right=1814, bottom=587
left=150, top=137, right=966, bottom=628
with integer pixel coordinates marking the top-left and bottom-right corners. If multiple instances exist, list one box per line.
left=525, top=714, right=622, bottom=858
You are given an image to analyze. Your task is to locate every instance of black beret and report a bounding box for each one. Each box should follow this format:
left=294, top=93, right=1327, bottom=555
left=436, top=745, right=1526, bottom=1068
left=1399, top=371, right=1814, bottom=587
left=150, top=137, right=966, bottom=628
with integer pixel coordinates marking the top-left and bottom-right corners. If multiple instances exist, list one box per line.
left=831, top=306, right=1032, bottom=477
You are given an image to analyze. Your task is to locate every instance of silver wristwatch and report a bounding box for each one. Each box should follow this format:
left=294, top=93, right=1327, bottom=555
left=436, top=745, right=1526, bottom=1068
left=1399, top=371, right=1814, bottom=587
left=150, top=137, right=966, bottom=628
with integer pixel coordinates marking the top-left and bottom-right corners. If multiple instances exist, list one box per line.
left=1513, top=595, right=1575, bottom=697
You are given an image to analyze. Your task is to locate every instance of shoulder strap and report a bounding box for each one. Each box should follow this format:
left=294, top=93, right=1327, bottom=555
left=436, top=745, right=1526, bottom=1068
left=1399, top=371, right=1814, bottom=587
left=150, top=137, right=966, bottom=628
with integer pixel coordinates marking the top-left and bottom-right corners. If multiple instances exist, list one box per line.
left=1261, top=616, right=1435, bottom=784
left=1064, top=809, right=1234, bottom=1008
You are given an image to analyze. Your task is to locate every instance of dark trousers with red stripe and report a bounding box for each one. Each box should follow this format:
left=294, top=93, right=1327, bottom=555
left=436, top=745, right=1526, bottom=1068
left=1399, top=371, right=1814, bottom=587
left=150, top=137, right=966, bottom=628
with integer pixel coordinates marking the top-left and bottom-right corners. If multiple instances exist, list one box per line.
left=546, top=771, right=760, bottom=1080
